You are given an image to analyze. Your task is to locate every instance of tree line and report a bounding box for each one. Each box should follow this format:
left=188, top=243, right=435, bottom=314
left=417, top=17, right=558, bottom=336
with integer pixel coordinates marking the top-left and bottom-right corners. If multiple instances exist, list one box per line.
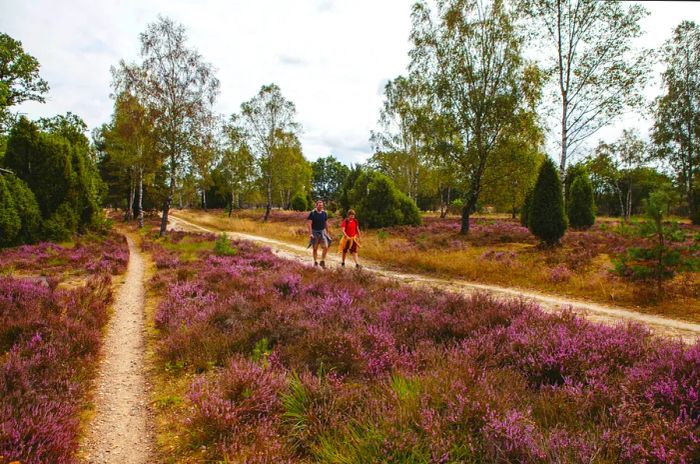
left=1, top=1, right=699, bottom=246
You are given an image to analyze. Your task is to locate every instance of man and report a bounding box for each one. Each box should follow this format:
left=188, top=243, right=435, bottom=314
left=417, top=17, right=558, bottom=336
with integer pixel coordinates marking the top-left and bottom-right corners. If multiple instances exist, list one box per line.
left=307, top=200, right=332, bottom=268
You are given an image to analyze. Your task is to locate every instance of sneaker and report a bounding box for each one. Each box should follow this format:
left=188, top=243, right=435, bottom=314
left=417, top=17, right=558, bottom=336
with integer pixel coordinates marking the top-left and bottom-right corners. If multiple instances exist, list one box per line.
left=320, top=260, right=326, bottom=269
left=356, top=264, right=362, bottom=269
left=314, top=261, right=318, bottom=267
left=341, top=262, right=345, bottom=267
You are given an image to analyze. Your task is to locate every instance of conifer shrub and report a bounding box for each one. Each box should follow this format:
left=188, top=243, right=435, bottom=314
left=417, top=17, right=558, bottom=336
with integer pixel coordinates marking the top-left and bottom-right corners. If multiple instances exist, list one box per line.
left=567, top=174, right=596, bottom=229
left=42, top=203, right=78, bottom=242
left=5, top=174, right=41, bottom=244
left=520, top=189, right=532, bottom=227
left=348, top=171, right=421, bottom=228
left=0, top=175, right=20, bottom=246
left=529, top=158, right=567, bottom=245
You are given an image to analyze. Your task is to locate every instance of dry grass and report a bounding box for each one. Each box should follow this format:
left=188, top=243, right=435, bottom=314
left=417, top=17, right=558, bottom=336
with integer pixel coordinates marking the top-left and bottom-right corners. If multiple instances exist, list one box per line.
left=170, top=209, right=700, bottom=322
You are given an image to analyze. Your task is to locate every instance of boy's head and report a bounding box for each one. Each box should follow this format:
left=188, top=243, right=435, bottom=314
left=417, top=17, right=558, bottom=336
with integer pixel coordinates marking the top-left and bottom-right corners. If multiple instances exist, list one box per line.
left=347, top=209, right=356, bottom=217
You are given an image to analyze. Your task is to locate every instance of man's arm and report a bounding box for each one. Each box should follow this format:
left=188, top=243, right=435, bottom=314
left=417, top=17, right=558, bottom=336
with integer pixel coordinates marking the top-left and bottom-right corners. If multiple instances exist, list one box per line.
left=307, top=219, right=313, bottom=238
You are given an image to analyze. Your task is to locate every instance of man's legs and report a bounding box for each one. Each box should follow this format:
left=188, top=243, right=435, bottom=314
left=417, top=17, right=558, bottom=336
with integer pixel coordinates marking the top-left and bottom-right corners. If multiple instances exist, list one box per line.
left=312, top=242, right=319, bottom=264
left=320, top=245, right=328, bottom=267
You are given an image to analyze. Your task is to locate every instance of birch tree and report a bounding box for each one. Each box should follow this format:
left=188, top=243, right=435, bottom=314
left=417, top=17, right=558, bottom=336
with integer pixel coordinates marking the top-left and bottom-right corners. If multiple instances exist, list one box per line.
left=522, top=0, right=650, bottom=181
left=652, top=21, right=700, bottom=223
left=239, top=84, right=299, bottom=221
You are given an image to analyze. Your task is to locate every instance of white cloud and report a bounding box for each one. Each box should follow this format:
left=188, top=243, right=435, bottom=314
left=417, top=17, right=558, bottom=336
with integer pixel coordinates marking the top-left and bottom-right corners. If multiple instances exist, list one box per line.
left=1, top=0, right=699, bottom=165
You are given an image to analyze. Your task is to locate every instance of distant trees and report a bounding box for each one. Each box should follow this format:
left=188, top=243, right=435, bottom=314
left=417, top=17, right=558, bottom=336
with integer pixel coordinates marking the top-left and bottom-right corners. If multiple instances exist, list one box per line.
left=239, top=84, right=300, bottom=221
left=311, top=155, right=349, bottom=204
left=652, top=21, right=700, bottom=224
left=522, top=0, right=650, bottom=181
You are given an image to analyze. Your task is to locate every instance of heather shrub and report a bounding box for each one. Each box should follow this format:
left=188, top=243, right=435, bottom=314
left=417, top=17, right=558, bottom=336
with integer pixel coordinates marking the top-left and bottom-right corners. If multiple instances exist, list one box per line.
left=529, top=158, right=567, bottom=245
left=144, top=229, right=700, bottom=463
left=567, top=173, right=595, bottom=229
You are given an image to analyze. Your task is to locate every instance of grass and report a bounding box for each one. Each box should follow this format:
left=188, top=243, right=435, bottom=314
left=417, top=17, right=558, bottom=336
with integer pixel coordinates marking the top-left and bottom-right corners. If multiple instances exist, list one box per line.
left=170, top=209, right=700, bottom=322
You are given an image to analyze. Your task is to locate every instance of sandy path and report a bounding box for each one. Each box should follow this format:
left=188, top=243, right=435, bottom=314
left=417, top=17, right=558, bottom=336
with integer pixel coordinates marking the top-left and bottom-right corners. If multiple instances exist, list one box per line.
left=80, top=234, right=154, bottom=463
left=169, top=214, right=700, bottom=343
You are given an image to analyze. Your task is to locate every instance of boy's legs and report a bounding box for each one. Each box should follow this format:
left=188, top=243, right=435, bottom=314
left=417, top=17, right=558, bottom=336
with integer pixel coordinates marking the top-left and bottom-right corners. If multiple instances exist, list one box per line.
left=350, top=251, right=359, bottom=265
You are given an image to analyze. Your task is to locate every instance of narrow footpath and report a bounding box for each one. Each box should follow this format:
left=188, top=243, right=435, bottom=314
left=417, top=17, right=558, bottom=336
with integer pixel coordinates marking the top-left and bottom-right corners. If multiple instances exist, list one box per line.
left=80, top=234, right=154, bottom=463
left=169, top=214, right=700, bottom=343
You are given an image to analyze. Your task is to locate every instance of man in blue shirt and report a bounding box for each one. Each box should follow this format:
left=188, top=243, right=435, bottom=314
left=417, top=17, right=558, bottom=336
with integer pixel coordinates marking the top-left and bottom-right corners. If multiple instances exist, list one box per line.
left=307, top=200, right=332, bottom=268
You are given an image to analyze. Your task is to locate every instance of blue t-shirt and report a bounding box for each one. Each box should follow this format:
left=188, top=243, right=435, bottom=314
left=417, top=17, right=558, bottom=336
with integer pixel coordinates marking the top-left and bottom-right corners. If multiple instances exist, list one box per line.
left=307, top=210, right=327, bottom=231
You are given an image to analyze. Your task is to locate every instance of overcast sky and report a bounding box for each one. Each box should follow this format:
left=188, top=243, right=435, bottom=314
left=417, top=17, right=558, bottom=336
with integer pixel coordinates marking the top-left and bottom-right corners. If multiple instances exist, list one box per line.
left=1, top=1, right=699, bottom=166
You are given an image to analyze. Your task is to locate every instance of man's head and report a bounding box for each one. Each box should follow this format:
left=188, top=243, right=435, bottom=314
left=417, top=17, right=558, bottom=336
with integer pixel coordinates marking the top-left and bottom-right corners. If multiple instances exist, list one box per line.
left=315, top=200, right=324, bottom=211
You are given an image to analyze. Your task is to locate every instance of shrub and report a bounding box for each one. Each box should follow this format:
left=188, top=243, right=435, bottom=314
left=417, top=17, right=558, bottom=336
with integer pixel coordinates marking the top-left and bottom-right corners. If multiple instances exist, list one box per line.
left=290, top=192, right=309, bottom=211
left=214, top=233, right=237, bottom=257
left=520, top=189, right=532, bottom=227
left=0, top=175, right=20, bottom=247
left=5, top=174, right=41, bottom=244
left=42, top=202, right=78, bottom=242
left=349, top=171, right=421, bottom=228
left=567, top=174, right=595, bottom=229
left=529, top=158, right=567, bottom=245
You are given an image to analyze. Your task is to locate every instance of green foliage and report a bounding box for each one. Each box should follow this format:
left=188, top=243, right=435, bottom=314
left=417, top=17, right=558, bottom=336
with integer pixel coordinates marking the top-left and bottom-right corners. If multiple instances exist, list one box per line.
left=338, top=165, right=363, bottom=214
left=42, top=202, right=78, bottom=242
left=312, top=155, right=350, bottom=203
left=213, top=233, right=237, bottom=256
left=529, top=158, right=567, bottom=245
left=520, top=189, right=532, bottom=227
left=0, top=175, right=20, bottom=246
left=4, top=173, right=40, bottom=243
left=614, top=190, right=699, bottom=287
left=567, top=174, right=595, bottom=229
left=251, top=338, right=272, bottom=367
left=0, top=33, right=49, bottom=131
left=3, top=116, right=102, bottom=239
left=348, top=171, right=421, bottom=228
left=290, top=192, right=310, bottom=211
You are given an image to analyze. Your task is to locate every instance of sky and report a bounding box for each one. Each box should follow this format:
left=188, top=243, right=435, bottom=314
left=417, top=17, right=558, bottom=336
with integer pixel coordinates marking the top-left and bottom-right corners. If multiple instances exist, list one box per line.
left=1, top=0, right=699, bottom=166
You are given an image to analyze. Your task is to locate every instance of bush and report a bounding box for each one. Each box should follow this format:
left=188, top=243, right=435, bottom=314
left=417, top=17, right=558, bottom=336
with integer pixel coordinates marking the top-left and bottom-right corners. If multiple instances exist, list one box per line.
left=397, top=195, right=421, bottom=226
left=450, top=198, right=464, bottom=215
left=520, top=189, right=532, bottom=227
left=290, top=193, right=309, bottom=212
left=567, top=174, right=595, bottom=229
left=0, top=175, right=21, bottom=246
left=5, top=174, right=41, bottom=244
left=529, top=158, right=567, bottom=245
left=349, top=171, right=421, bottom=228
left=42, top=202, right=78, bottom=242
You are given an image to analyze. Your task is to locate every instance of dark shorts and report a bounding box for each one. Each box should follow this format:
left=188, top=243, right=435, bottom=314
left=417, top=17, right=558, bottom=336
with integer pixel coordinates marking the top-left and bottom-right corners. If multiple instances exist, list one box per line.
left=343, top=239, right=358, bottom=253
left=311, top=230, right=329, bottom=248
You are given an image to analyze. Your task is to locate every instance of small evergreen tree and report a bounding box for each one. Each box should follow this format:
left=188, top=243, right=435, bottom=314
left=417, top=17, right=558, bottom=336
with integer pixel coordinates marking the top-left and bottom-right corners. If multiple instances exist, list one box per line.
left=520, top=189, right=532, bottom=227
left=567, top=174, right=596, bottom=229
left=0, top=175, right=21, bottom=246
left=529, top=158, right=567, bottom=245
left=348, top=171, right=421, bottom=228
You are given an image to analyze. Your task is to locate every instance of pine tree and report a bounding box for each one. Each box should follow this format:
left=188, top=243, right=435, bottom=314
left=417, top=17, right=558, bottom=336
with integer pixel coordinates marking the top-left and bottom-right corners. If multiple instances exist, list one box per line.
left=567, top=174, right=596, bottom=229
left=529, top=158, right=567, bottom=245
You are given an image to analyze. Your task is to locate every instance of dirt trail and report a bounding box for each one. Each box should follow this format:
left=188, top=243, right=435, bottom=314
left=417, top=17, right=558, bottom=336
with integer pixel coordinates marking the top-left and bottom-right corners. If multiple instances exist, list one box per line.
left=80, top=234, right=154, bottom=463
left=169, top=214, right=700, bottom=343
